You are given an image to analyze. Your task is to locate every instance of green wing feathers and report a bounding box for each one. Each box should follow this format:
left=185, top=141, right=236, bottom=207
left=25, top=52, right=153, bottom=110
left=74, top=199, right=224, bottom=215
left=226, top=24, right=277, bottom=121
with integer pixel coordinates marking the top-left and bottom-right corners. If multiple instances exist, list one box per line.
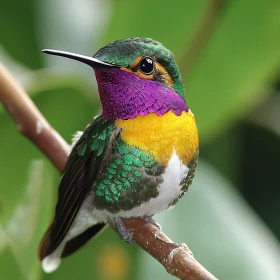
left=39, top=116, right=118, bottom=260
left=94, top=138, right=165, bottom=212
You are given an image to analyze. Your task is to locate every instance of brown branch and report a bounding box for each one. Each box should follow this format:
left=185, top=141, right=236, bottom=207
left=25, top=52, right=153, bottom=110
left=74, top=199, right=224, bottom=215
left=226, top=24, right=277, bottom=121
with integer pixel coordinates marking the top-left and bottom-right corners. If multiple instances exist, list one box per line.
left=0, top=64, right=70, bottom=170
left=180, top=0, right=230, bottom=80
left=124, top=219, right=217, bottom=280
left=0, top=64, right=218, bottom=280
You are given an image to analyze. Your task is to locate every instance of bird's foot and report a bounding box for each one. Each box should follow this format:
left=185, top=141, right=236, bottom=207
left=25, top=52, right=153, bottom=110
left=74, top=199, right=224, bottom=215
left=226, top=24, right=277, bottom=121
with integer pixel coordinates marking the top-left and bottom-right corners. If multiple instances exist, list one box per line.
left=143, top=215, right=162, bottom=231
left=110, top=216, right=135, bottom=244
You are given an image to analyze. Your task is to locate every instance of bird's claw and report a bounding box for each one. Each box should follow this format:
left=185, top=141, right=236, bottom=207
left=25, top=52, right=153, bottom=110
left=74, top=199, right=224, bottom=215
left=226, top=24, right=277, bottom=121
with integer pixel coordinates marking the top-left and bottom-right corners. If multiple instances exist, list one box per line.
left=111, top=216, right=135, bottom=244
left=143, top=215, right=162, bottom=231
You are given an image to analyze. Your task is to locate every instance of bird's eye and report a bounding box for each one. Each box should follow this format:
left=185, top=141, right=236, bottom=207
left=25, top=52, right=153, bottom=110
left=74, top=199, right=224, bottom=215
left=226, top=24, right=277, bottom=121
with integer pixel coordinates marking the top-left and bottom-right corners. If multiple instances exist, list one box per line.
left=139, top=56, right=155, bottom=75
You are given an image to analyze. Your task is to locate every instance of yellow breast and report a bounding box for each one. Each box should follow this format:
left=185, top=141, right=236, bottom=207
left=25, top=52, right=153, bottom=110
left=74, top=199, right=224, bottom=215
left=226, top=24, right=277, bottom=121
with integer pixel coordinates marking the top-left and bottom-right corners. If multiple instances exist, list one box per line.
left=115, top=111, right=198, bottom=165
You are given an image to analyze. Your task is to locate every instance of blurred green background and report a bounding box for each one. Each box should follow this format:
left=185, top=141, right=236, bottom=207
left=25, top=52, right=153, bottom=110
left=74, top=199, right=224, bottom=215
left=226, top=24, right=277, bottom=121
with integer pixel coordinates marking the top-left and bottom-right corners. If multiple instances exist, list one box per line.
left=0, top=0, right=280, bottom=279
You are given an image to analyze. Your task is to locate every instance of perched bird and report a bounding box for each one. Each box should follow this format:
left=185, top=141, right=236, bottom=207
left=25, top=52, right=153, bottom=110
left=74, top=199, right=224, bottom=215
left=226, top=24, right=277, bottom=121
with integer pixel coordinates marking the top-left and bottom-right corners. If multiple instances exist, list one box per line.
left=39, top=38, right=199, bottom=273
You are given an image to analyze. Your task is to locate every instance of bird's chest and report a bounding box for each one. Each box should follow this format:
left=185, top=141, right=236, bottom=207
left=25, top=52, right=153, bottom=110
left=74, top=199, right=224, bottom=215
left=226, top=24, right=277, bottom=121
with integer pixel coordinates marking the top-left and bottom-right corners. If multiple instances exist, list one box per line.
left=114, top=151, right=189, bottom=218
left=115, top=111, right=198, bottom=166
left=107, top=111, right=198, bottom=217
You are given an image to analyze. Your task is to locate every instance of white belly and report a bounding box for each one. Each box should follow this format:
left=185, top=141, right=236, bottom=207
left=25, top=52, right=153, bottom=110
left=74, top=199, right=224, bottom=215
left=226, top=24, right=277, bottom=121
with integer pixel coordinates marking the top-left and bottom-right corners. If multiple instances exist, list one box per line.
left=107, top=151, right=189, bottom=218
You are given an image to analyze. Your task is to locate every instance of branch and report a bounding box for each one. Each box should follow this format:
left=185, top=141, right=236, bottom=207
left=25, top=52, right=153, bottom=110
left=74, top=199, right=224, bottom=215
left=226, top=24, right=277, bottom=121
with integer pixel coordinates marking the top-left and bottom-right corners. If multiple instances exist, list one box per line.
left=179, top=0, right=230, bottom=80
left=0, top=64, right=218, bottom=280
left=124, top=219, right=218, bottom=280
left=0, top=64, right=70, bottom=170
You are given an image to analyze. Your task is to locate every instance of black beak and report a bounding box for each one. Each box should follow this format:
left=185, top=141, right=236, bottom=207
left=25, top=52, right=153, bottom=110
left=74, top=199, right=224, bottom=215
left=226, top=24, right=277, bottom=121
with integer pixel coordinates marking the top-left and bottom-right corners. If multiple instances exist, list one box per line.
left=42, top=49, right=116, bottom=69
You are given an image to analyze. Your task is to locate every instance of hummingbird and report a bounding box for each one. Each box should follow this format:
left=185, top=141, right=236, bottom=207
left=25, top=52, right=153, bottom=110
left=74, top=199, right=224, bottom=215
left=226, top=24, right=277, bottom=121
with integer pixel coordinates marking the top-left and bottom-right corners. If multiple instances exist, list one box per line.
left=38, top=37, right=199, bottom=273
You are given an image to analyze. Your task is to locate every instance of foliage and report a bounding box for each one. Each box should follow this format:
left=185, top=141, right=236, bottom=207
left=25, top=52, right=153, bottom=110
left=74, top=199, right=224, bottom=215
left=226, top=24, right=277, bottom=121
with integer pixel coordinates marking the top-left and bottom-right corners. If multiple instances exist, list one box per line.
left=0, top=0, right=280, bottom=279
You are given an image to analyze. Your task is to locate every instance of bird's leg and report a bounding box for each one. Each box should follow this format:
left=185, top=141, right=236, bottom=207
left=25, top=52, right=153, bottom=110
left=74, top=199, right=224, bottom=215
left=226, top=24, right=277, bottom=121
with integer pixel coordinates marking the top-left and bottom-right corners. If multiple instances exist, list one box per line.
left=109, top=216, right=135, bottom=244
left=143, top=215, right=162, bottom=231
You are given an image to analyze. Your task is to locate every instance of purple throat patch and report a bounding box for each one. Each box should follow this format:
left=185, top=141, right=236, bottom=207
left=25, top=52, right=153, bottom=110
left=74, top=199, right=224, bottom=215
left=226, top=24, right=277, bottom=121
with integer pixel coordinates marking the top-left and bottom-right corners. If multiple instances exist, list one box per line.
left=94, top=68, right=188, bottom=120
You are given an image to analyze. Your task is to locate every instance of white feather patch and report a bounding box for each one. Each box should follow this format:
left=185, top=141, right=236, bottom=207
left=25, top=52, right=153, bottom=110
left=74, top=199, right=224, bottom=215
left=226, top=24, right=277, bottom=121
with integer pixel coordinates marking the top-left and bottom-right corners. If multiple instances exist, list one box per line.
left=71, top=131, right=83, bottom=148
left=70, top=115, right=101, bottom=149
left=111, top=151, right=188, bottom=218
left=42, top=243, right=64, bottom=273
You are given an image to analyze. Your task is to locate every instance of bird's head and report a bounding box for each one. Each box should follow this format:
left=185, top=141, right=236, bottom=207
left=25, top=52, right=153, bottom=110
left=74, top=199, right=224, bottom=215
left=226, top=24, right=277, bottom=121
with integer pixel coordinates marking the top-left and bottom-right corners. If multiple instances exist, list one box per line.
left=43, top=38, right=188, bottom=119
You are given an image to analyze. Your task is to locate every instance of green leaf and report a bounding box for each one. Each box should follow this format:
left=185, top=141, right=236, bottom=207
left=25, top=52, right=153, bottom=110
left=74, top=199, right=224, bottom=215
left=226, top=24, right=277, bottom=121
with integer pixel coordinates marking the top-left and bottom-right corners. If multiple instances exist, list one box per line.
left=103, top=0, right=205, bottom=56
left=138, top=160, right=280, bottom=280
left=4, top=160, right=55, bottom=280
left=0, top=113, right=47, bottom=226
left=0, top=0, right=42, bottom=69
left=187, top=0, right=280, bottom=141
left=0, top=247, right=26, bottom=280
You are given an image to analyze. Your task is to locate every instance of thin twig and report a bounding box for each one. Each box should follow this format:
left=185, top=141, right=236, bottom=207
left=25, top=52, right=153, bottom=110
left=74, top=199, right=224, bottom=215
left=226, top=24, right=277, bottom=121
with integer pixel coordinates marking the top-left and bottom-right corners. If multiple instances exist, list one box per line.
left=180, top=0, right=230, bottom=80
left=0, top=64, right=218, bottom=279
